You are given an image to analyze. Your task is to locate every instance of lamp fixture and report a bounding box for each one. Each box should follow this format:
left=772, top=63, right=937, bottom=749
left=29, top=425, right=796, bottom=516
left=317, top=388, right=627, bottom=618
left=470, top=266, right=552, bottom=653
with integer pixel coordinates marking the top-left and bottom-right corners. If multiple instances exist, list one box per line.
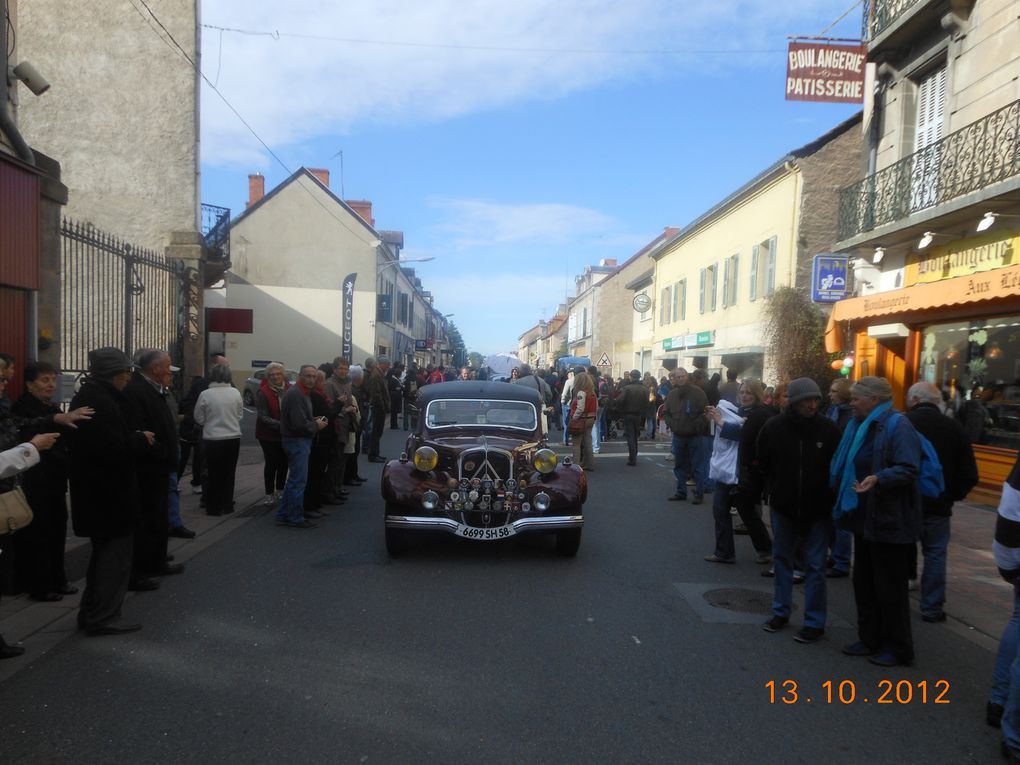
left=377, top=256, right=435, bottom=273
left=917, top=231, right=953, bottom=249
left=977, top=211, right=1020, bottom=232
left=872, top=246, right=885, bottom=264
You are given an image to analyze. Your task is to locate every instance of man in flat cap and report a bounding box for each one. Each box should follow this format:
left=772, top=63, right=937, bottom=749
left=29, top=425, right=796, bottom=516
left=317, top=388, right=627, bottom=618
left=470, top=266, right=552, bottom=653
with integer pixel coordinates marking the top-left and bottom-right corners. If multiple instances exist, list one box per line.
left=68, top=348, right=154, bottom=635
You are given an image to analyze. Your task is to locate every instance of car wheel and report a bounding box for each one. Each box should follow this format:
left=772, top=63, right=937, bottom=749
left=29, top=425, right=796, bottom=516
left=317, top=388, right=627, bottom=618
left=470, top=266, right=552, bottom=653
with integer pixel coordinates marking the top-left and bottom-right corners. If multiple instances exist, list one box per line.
left=243, top=389, right=254, bottom=406
left=555, top=527, right=582, bottom=557
left=385, top=503, right=409, bottom=556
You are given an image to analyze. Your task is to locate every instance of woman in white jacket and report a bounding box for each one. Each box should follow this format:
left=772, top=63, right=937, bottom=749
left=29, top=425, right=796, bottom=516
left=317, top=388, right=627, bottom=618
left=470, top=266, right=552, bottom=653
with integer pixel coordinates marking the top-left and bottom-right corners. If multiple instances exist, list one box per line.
left=194, top=365, right=244, bottom=516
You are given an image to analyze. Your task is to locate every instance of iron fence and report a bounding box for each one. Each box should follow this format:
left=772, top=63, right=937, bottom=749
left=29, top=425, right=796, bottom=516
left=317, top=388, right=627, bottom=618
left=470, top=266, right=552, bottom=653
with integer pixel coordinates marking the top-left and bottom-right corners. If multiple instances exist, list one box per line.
left=61, top=219, right=185, bottom=377
left=837, top=98, right=1020, bottom=241
left=861, top=0, right=924, bottom=41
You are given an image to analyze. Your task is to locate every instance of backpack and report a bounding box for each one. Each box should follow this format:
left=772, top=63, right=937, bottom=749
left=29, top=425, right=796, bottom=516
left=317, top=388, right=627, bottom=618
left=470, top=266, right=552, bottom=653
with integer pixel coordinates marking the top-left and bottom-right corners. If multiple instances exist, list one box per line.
left=889, top=412, right=945, bottom=499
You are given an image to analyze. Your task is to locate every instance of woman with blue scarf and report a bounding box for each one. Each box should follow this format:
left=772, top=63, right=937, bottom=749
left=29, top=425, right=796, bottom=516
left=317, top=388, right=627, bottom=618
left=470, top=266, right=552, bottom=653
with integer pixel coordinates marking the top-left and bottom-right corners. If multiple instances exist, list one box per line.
left=830, top=376, right=922, bottom=668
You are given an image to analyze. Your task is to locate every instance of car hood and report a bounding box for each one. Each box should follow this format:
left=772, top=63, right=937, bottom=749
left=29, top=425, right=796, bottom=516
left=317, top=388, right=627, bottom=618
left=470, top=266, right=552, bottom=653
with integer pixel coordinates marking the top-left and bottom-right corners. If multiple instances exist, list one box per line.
left=424, top=433, right=539, bottom=452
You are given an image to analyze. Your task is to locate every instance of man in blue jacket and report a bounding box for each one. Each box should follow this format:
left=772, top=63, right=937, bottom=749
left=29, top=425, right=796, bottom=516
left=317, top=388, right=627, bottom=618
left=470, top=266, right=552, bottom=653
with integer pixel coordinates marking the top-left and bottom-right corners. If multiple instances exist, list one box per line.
left=831, top=376, right=922, bottom=667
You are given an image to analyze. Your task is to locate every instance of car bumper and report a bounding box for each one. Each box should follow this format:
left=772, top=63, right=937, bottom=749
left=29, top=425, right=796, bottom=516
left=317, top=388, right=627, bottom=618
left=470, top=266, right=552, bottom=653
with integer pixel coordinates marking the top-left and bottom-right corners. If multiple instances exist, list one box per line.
left=385, top=514, right=583, bottom=533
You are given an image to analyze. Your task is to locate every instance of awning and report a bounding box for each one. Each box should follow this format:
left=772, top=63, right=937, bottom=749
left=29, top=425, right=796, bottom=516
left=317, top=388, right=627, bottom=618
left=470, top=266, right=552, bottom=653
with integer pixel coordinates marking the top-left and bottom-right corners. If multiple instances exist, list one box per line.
left=825, top=262, right=1020, bottom=352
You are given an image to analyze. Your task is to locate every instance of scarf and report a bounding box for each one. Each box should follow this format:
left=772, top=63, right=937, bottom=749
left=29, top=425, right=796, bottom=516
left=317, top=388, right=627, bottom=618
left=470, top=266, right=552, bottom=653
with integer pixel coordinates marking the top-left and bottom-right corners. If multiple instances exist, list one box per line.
left=830, top=400, right=892, bottom=520
left=267, top=378, right=286, bottom=394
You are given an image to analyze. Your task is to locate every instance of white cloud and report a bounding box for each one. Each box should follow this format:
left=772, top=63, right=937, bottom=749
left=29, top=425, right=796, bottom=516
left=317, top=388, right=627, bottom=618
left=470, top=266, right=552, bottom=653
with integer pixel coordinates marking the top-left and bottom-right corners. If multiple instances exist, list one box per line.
left=200, top=0, right=855, bottom=166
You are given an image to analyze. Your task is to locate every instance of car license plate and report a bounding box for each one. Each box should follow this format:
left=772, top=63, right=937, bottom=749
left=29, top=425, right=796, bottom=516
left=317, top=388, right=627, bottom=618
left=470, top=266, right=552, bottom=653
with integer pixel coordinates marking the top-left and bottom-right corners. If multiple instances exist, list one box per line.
left=456, top=523, right=516, bottom=540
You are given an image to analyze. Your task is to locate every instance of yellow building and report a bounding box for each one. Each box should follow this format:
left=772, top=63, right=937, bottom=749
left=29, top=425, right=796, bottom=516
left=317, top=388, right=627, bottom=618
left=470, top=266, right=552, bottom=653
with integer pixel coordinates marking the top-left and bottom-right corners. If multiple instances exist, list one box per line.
left=652, top=115, right=862, bottom=378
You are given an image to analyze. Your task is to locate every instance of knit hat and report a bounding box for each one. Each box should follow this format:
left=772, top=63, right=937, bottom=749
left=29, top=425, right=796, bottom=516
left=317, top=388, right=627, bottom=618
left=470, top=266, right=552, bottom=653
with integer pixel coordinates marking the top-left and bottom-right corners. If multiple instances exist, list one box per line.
left=852, top=376, right=893, bottom=400
left=630, top=369, right=641, bottom=380
left=88, top=347, right=133, bottom=379
left=787, top=377, right=822, bottom=406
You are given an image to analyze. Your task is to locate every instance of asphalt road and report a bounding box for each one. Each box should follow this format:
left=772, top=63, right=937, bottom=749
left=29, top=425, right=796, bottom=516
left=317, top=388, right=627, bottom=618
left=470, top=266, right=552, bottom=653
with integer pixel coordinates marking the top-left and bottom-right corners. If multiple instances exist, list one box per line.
left=0, top=429, right=1003, bottom=763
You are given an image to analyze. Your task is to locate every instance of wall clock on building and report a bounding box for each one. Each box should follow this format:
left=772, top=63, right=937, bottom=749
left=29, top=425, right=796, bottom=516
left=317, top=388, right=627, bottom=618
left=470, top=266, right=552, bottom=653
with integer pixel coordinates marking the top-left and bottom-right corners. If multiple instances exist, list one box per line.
left=632, top=293, right=652, bottom=312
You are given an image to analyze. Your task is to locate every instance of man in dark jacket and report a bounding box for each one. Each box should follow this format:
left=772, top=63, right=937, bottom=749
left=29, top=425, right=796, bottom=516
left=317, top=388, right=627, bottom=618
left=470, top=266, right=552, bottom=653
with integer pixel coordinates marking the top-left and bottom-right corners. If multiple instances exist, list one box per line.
left=905, top=381, right=979, bottom=622
left=124, top=349, right=182, bottom=588
left=69, top=348, right=154, bottom=635
left=663, top=368, right=708, bottom=503
left=364, top=356, right=391, bottom=462
left=278, top=365, right=328, bottom=528
left=831, top=376, right=922, bottom=667
left=756, top=377, right=841, bottom=644
left=616, top=370, right=648, bottom=466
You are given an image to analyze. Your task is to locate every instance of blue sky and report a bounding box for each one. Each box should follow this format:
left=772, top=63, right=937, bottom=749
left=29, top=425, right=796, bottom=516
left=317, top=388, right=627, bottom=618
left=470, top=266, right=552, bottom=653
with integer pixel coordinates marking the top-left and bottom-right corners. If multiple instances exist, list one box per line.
left=199, top=1, right=863, bottom=355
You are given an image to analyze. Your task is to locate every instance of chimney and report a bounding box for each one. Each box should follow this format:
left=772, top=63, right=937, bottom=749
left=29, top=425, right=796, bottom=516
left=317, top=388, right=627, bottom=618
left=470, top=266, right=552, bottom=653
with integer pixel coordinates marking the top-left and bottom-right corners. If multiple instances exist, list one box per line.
left=247, top=174, right=265, bottom=208
left=308, top=167, right=330, bottom=187
left=599, top=258, right=618, bottom=267
left=346, top=199, right=374, bottom=226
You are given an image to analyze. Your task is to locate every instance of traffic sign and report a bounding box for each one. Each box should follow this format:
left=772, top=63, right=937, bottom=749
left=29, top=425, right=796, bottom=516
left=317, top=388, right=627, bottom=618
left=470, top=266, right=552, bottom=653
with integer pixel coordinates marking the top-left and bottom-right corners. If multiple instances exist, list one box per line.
left=596, top=353, right=612, bottom=367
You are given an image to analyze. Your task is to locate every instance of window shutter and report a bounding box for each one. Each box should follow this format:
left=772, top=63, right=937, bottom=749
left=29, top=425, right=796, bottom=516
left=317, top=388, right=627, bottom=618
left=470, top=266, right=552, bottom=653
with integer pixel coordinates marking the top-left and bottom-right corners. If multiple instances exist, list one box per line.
left=699, top=268, right=706, bottom=314
left=672, top=281, right=680, bottom=322
left=660, top=286, right=670, bottom=325
left=679, top=280, right=686, bottom=321
left=916, top=66, right=946, bottom=151
left=730, top=254, right=739, bottom=306
left=722, top=258, right=730, bottom=308
left=710, top=263, right=718, bottom=312
left=750, top=244, right=759, bottom=302
left=765, top=237, right=777, bottom=296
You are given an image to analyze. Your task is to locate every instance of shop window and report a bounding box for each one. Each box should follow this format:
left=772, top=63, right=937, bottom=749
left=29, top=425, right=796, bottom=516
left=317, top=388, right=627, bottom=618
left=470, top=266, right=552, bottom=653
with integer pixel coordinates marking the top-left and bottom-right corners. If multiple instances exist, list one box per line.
left=919, top=316, right=1020, bottom=450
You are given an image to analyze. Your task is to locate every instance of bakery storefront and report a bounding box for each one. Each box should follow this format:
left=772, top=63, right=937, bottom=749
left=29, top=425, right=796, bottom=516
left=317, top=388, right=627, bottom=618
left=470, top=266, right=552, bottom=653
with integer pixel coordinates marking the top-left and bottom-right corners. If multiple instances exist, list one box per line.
left=826, top=234, right=1020, bottom=503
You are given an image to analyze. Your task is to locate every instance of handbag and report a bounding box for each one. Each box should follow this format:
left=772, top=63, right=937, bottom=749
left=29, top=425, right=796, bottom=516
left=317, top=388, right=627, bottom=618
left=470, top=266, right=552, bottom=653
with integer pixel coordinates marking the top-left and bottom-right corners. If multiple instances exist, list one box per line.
left=0, top=487, right=34, bottom=535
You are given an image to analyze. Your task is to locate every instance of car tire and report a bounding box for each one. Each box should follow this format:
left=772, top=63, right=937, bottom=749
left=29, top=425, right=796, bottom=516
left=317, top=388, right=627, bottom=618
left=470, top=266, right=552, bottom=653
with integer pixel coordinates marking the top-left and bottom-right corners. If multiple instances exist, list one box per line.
left=243, top=389, right=254, bottom=406
left=555, top=527, right=582, bottom=557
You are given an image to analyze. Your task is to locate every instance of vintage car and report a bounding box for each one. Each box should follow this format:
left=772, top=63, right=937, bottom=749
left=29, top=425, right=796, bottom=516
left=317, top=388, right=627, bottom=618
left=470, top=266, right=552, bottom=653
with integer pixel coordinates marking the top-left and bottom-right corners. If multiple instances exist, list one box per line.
left=381, top=380, right=587, bottom=556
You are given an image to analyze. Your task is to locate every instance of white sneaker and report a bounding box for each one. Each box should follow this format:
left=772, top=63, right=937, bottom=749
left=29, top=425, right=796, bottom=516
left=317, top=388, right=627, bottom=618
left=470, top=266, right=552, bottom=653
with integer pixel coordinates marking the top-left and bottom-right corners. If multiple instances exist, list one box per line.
left=193, top=485, right=203, bottom=495
left=262, top=494, right=276, bottom=506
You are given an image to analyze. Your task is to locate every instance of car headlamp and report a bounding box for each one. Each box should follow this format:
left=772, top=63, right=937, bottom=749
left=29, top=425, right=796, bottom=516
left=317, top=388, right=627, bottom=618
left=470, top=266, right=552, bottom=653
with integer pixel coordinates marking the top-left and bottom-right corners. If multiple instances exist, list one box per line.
left=421, top=490, right=439, bottom=511
left=534, top=492, right=551, bottom=511
left=413, top=446, right=438, bottom=472
left=532, top=448, right=558, bottom=475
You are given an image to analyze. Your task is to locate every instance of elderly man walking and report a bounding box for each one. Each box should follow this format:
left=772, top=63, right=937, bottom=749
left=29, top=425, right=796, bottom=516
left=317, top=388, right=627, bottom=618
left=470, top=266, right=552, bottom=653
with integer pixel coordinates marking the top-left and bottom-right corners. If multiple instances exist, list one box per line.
left=277, top=365, right=328, bottom=528
left=615, top=370, right=648, bottom=466
left=364, top=356, right=391, bottom=463
left=905, top=381, right=978, bottom=622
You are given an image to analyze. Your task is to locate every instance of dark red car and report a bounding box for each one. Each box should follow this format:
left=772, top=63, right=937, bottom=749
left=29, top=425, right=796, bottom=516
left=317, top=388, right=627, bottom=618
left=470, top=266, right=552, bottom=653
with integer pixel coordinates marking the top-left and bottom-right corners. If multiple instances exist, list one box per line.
left=381, top=381, right=586, bottom=556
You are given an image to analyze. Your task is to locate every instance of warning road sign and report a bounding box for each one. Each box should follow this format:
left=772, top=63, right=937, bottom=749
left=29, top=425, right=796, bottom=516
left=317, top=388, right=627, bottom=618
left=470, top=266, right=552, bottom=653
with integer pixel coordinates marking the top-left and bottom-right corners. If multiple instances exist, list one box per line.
left=596, top=353, right=612, bottom=367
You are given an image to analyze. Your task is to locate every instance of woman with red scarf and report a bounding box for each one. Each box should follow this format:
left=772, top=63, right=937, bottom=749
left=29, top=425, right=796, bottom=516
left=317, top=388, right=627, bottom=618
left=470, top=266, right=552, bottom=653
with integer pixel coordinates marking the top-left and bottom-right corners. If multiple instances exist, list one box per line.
left=255, top=362, right=291, bottom=506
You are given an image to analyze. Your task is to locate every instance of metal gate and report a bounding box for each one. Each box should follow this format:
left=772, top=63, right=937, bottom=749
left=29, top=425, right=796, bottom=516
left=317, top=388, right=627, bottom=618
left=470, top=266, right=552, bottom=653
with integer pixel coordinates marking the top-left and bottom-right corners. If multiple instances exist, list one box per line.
left=61, top=219, right=185, bottom=376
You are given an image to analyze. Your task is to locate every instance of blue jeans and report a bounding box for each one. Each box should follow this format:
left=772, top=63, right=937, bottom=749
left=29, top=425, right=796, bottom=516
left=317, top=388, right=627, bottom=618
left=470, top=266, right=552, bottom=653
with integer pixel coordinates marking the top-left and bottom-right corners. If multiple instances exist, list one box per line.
left=1004, top=584, right=1020, bottom=755
left=830, top=528, right=853, bottom=573
left=701, top=435, right=715, bottom=493
left=646, top=415, right=656, bottom=439
left=592, top=409, right=602, bottom=452
left=562, top=408, right=571, bottom=445
left=671, top=434, right=704, bottom=496
left=772, top=513, right=828, bottom=629
left=919, top=515, right=950, bottom=616
left=278, top=437, right=312, bottom=523
left=167, top=471, right=182, bottom=528
left=993, top=585, right=1020, bottom=707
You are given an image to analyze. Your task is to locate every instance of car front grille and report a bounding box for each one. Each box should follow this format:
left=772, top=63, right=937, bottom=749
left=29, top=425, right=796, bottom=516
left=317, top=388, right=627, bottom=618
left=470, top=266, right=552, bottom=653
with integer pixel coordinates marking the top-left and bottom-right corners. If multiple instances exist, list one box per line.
left=458, top=448, right=513, bottom=481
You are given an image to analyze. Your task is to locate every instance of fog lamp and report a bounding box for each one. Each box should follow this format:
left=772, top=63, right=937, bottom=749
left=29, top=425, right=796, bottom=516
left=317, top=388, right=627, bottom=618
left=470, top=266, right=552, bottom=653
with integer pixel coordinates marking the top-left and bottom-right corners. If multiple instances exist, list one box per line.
left=421, top=491, right=439, bottom=511
left=534, top=492, right=551, bottom=511
left=413, top=446, right=438, bottom=472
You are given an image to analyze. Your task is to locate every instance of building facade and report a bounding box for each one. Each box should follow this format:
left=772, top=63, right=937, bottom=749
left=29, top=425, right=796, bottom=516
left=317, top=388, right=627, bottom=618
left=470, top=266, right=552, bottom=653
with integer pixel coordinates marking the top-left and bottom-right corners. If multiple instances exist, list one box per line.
left=566, top=260, right=617, bottom=360
left=828, top=0, right=1020, bottom=501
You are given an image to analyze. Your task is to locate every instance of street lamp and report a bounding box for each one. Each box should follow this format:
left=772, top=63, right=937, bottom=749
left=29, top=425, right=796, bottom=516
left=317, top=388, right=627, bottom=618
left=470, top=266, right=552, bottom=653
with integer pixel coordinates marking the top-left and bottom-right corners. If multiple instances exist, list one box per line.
left=378, top=256, right=434, bottom=273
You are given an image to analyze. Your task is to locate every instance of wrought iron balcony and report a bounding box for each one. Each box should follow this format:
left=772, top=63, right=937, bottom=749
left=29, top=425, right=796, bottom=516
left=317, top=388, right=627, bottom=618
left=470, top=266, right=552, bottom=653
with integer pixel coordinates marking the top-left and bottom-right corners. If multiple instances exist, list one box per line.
left=837, top=99, right=1020, bottom=241
left=861, top=0, right=924, bottom=40
left=201, top=203, right=231, bottom=260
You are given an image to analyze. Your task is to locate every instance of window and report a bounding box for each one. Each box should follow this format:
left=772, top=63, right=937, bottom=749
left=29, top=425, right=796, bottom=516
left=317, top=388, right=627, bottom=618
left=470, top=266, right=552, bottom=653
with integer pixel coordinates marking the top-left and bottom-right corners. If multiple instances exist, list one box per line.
left=749, top=237, right=777, bottom=301
left=582, top=307, right=589, bottom=336
left=700, top=264, right=718, bottom=314
left=398, top=292, right=410, bottom=326
left=638, top=291, right=652, bottom=322
left=722, top=254, right=738, bottom=308
left=660, top=285, right=672, bottom=325
left=912, top=64, right=947, bottom=209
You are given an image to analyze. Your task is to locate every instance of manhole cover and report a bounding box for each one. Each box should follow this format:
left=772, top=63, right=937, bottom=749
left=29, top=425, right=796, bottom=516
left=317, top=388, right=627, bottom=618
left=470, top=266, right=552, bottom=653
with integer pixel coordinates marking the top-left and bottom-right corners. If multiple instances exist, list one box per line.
left=703, top=588, right=782, bottom=615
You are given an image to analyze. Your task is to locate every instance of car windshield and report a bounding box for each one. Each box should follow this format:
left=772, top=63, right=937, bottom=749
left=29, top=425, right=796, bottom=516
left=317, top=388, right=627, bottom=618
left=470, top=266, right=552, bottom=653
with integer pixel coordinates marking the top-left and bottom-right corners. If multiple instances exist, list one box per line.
left=425, top=398, right=537, bottom=431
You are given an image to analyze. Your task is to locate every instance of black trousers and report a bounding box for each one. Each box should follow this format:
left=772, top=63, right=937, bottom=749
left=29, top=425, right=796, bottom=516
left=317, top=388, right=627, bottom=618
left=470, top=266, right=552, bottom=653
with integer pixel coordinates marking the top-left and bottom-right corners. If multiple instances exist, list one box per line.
left=178, top=439, right=203, bottom=487
left=368, top=404, right=386, bottom=458
left=133, top=467, right=170, bottom=578
left=15, top=489, right=69, bottom=596
left=304, top=445, right=330, bottom=511
left=203, top=438, right=240, bottom=515
left=327, top=443, right=347, bottom=497
left=389, top=394, right=402, bottom=428
left=79, top=533, right=133, bottom=631
left=623, top=414, right=642, bottom=461
left=258, top=439, right=288, bottom=495
left=853, top=536, right=915, bottom=662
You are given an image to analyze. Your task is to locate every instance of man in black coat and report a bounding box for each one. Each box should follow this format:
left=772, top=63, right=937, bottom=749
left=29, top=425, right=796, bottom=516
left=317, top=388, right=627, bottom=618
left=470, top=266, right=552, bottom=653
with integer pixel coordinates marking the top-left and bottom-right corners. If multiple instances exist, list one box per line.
left=905, top=381, right=979, bottom=623
left=756, top=377, right=841, bottom=644
left=124, top=349, right=182, bottom=587
left=69, top=348, right=154, bottom=635
left=615, top=370, right=648, bottom=466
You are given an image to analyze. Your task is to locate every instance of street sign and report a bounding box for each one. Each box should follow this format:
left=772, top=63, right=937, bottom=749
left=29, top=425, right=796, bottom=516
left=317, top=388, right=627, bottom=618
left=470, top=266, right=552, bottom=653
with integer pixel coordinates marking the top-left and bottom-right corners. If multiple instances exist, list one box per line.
left=811, top=254, right=849, bottom=302
left=596, top=353, right=612, bottom=367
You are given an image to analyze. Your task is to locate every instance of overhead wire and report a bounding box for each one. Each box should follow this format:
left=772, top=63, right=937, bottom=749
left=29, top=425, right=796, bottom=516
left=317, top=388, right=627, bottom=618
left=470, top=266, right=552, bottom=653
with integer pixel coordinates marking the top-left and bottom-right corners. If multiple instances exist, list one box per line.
left=133, top=0, right=383, bottom=248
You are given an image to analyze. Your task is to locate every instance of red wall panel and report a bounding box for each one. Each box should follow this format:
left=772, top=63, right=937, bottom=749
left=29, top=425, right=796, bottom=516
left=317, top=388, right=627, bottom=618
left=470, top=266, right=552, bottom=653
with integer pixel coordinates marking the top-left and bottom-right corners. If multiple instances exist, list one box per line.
left=0, top=286, right=28, bottom=401
left=0, top=156, right=40, bottom=290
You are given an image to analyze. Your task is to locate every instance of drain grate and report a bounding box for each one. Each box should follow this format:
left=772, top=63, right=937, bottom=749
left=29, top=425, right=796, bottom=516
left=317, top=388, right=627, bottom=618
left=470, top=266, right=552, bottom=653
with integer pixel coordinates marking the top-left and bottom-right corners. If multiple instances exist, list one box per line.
left=703, top=587, right=784, bottom=615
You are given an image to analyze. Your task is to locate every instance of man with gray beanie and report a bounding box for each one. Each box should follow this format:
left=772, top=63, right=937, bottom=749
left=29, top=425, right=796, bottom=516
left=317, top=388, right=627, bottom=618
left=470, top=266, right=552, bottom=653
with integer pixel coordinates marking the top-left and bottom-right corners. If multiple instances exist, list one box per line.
left=615, top=370, right=649, bottom=466
left=756, top=377, right=841, bottom=644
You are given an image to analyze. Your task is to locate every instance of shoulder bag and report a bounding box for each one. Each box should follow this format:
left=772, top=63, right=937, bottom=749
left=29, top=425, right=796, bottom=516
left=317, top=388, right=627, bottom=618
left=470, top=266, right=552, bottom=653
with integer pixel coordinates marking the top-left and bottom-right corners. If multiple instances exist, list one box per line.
left=0, top=487, right=33, bottom=535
